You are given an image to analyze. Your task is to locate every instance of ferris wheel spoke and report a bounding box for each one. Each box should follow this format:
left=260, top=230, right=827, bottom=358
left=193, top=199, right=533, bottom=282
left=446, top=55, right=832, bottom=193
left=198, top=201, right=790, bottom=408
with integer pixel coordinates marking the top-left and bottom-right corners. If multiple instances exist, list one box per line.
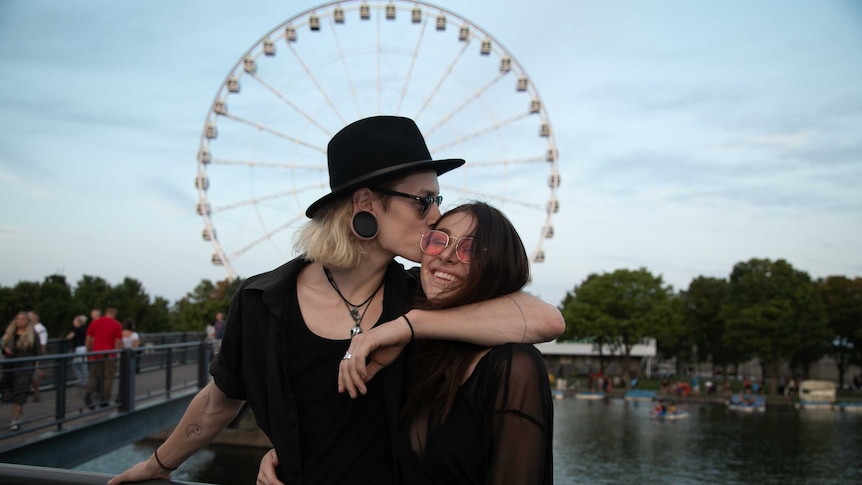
left=228, top=215, right=305, bottom=261
left=431, top=111, right=532, bottom=153
left=424, top=71, right=508, bottom=137
left=414, top=40, right=471, bottom=120
left=327, top=16, right=364, bottom=117
left=211, top=158, right=326, bottom=171
left=248, top=73, right=334, bottom=139
left=286, top=41, right=348, bottom=126
left=219, top=112, right=326, bottom=153
left=466, top=155, right=546, bottom=167
left=444, top=185, right=541, bottom=210
left=212, top=183, right=327, bottom=214
left=375, top=10, right=383, bottom=113
left=395, top=17, right=430, bottom=115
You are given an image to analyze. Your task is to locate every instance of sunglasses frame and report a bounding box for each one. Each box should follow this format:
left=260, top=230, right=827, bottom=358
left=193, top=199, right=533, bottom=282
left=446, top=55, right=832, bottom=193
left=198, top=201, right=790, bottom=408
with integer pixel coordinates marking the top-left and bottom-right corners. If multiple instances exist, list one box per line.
left=371, top=187, right=443, bottom=216
left=420, top=230, right=475, bottom=264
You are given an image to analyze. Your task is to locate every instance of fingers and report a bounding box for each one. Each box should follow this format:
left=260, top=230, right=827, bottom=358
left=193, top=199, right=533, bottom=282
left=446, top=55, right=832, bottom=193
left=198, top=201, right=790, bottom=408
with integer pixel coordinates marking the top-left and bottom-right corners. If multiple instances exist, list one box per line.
left=107, top=460, right=168, bottom=485
left=338, top=356, right=367, bottom=398
left=256, top=449, right=284, bottom=485
left=337, top=334, right=374, bottom=398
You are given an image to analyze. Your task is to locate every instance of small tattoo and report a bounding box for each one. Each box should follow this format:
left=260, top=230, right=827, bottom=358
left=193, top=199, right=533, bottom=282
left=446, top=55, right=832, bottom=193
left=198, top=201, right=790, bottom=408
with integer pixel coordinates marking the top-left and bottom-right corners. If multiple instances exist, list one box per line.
left=186, top=424, right=202, bottom=437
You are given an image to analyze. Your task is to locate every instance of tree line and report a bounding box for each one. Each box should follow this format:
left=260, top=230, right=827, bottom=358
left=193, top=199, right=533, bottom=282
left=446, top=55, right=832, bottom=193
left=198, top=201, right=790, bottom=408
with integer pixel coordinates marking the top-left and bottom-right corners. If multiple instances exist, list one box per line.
left=4, top=257, right=860, bottom=399
left=558, top=258, right=862, bottom=396
left=0, top=274, right=243, bottom=341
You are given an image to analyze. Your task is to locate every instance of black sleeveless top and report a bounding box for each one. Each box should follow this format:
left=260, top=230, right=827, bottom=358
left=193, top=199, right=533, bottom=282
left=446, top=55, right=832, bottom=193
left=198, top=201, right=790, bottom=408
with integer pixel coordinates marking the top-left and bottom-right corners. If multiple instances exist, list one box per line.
left=285, top=287, right=396, bottom=485
left=397, top=344, right=553, bottom=484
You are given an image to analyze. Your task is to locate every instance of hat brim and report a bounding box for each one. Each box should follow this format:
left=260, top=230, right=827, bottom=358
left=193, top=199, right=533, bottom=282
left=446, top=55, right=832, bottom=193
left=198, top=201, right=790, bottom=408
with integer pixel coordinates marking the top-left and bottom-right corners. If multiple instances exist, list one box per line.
left=305, top=158, right=465, bottom=217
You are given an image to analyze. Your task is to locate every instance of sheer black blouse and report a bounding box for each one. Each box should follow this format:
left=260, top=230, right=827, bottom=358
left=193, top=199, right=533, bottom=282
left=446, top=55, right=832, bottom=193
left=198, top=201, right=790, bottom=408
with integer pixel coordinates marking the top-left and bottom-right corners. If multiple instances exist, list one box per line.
left=397, top=343, right=553, bottom=485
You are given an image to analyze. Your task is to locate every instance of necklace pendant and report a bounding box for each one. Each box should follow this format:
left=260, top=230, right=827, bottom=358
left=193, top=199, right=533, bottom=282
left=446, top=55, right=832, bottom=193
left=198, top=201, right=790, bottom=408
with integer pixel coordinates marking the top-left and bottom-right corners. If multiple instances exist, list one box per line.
left=350, top=324, right=362, bottom=338
left=349, top=308, right=361, bottom=324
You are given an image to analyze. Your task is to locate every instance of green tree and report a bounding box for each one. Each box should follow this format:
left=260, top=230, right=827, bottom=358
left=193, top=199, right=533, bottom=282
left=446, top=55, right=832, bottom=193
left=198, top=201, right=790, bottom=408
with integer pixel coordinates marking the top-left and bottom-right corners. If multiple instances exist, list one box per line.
left=35, top=274, right=74, bottom=339
left=0, top=286, right=19, bottom=325
left=73, top=275, right=113, bottom=316
left=680, top=277, right=746, bottom=379
left=109, top=277, right=152, bottom=330
left=722, top=259, right=830, bottom=396
left=173, top=279, right=239, bottom=332
left=146, top=296, right=174, bottom=333
left=560, top=268, right=676, bottom=389
left=559, top=284, right=614, bottom=374
left=818, top=276, right=862, bottom=387
left=13, top=280, right=41, bottom=313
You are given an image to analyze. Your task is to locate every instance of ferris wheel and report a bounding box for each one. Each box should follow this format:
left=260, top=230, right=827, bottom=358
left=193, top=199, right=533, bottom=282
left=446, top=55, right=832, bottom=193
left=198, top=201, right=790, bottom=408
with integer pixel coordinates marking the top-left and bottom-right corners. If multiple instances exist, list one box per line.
left=195, top=0, right=560, bottom=281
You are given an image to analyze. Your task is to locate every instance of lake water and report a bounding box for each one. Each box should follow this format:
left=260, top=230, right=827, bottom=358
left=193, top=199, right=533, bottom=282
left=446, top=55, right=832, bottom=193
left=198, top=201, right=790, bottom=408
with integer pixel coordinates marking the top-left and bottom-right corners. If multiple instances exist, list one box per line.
left=77, top=397, right=862, bottom=484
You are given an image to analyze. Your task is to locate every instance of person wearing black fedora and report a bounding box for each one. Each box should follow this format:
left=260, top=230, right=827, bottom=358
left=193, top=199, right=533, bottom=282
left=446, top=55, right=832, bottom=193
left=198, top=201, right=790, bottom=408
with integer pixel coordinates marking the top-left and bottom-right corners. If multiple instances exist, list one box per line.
left=109, top=116, right=563, bottom=485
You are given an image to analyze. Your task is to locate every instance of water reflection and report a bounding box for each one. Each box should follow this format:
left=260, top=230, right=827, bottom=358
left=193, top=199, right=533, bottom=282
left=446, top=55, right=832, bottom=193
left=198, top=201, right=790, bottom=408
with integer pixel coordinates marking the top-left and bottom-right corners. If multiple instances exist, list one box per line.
left=553, top=398, right=862, bottom=485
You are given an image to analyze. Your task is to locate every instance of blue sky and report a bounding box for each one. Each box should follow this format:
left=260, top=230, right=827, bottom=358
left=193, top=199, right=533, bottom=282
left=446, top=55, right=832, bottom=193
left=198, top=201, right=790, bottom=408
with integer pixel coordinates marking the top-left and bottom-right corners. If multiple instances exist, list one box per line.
left=1, top=0, right=860, bottom=307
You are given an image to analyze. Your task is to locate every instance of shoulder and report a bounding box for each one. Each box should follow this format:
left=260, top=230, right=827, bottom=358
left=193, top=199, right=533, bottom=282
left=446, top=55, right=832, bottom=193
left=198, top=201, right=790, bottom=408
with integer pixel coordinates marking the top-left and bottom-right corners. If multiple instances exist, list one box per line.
left=484, top=344, right=549, bottom=387
left=241, top=257, right=309, bottom=292
left=486, top=343, right=544, bottom=366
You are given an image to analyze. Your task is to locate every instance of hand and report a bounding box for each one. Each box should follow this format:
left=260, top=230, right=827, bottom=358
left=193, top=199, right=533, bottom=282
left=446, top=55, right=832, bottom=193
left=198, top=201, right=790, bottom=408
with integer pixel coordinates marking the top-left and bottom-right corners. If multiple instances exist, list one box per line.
left=107, top=455, right=171, bottom=485
left=338, top=316, right=411, bottom=398
left=256, top=448, right=285, bottom=485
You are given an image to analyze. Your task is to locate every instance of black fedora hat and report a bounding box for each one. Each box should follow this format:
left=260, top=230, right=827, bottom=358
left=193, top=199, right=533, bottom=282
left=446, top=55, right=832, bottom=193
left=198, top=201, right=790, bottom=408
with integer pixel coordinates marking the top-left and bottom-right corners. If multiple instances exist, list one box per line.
left=305, top=116, right=465, bottom=217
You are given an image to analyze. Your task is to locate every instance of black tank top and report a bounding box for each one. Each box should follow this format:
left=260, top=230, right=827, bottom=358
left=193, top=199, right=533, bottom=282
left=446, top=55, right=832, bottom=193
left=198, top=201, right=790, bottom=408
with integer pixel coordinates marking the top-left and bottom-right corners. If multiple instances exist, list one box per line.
left=285, top=289, right=395, bottom=485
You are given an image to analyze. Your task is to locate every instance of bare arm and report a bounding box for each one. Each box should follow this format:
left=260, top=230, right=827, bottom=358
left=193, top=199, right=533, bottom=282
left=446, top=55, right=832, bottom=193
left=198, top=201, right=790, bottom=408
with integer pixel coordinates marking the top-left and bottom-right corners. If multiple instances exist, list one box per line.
left=338, top=291, right=564, bottom=397
left=408, top=291, right=564, bottom=345
left=85, top=336, right=93, bottom=352
left=107, top=381, right=244, bottom=484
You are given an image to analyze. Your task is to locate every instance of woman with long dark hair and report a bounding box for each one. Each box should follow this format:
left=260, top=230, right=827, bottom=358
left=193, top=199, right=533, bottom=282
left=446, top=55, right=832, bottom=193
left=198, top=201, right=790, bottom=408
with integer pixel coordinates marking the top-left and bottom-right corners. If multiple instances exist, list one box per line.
left=397, top=202, right=553, bottom=484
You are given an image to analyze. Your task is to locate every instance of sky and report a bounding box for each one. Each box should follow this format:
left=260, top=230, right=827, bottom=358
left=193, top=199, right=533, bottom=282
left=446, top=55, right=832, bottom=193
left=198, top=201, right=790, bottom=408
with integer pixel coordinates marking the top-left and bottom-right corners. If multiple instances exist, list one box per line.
left=1, top=0, right=861, bottom=308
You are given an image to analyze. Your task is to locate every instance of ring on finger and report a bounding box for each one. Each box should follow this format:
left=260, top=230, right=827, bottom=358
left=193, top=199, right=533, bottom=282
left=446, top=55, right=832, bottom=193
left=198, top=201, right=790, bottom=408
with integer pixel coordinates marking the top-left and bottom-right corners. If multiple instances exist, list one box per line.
left=342, top=351, right=352, bottom=361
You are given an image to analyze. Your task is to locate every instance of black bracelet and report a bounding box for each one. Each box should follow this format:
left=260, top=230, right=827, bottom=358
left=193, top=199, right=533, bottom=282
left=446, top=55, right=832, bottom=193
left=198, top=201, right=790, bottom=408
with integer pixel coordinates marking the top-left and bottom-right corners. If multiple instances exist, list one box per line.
left=154, top=447, right=178, bottom=472
left=401, top=314, right=414, bottom=343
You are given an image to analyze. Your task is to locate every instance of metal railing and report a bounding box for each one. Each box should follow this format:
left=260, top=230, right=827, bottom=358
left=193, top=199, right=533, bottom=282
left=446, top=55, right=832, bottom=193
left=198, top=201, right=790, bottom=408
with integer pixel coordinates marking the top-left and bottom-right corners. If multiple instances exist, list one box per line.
left=0, top=337, right=212, bottom=442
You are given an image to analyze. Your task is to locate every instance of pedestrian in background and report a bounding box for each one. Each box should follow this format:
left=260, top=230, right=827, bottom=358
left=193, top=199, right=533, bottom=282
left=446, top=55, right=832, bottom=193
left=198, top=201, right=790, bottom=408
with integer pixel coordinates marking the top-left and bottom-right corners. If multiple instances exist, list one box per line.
left=27, top=310, right=47, bottom=402
left=84, top=306, right=123, bottom=408
left=121, top=318, right=140, bottom=349
left=213, top=312, right=226, bottom=340
left=65, top=315, right=89, bottom=385
left=2, top=312, right=43, bottom=430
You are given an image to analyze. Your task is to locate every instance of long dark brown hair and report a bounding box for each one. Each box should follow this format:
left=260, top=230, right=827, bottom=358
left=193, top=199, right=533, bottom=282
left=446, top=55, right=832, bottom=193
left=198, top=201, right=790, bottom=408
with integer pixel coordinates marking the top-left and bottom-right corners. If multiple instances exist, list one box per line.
left=401, top=202, right=530, bottom=427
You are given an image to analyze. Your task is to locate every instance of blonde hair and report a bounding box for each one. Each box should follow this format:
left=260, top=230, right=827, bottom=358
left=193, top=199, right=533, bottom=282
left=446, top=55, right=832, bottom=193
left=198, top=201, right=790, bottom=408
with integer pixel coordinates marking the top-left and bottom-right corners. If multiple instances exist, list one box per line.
left=294, top=197, right=369, bottom=268
left=2, top=311, right=36, bottom=351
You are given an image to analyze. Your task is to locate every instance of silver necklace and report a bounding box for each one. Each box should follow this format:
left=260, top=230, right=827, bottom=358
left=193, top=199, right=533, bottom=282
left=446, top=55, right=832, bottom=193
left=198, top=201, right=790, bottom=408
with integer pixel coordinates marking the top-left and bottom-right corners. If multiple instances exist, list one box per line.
left=323, top=267, right=385, bottom=338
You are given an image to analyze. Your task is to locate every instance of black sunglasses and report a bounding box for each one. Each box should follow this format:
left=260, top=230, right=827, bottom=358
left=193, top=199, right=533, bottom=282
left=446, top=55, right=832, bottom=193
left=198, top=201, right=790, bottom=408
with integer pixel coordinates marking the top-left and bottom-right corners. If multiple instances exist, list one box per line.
left=371, top=187, right=443, bottom=216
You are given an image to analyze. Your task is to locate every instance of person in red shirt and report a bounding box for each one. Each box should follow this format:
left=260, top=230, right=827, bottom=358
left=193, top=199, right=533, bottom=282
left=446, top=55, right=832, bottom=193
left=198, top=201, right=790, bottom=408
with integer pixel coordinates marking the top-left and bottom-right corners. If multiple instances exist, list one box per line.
left=84, top=306, right=123, bottom=408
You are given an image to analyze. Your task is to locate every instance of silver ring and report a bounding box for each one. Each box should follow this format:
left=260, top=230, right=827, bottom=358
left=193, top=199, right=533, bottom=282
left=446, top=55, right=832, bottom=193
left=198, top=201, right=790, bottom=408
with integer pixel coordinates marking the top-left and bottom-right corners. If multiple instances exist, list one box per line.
left=342, top=351, right=352, bottom=361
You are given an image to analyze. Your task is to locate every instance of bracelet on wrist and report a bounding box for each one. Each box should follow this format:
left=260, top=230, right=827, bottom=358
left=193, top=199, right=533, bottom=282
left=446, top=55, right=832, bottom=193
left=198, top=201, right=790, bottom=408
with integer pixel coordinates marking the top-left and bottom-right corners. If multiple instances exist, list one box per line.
left=154, top=447, right=178, bottom=472
left=401, top=314, right=414, bottom=343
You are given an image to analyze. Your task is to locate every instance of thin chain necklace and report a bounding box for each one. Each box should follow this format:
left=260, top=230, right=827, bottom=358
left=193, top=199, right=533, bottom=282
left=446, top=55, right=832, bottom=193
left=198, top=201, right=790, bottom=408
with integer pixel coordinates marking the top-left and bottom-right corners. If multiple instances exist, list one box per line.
left=323, top=267, right=385, bottom=338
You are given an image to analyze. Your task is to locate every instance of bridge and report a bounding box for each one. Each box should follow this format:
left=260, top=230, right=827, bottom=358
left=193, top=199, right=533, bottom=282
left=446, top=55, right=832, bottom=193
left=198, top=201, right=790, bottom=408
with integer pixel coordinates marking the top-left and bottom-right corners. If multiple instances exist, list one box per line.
left=0, top=333, right=216, bottom=477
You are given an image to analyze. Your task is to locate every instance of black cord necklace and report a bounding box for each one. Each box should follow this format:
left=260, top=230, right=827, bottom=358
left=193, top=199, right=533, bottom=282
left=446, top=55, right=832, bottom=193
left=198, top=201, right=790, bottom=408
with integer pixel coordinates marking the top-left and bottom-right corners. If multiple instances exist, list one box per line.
left=323, top=267, right=385, bottom=338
